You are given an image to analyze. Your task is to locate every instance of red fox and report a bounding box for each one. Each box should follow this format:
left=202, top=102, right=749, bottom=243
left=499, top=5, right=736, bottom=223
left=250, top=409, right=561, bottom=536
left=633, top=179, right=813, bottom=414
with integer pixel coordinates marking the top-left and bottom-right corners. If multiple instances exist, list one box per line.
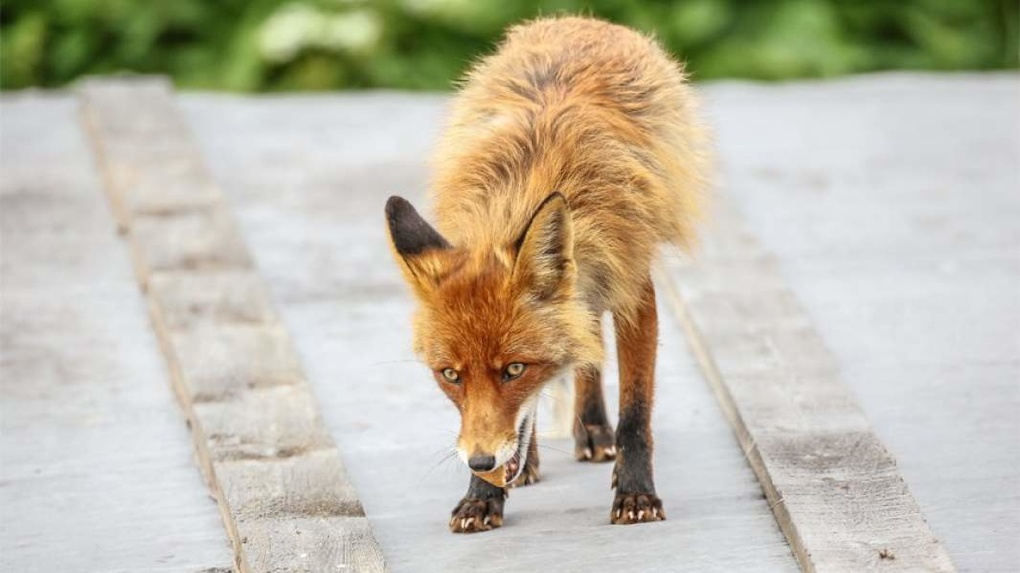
left=385, top=16, right=707, bottom=533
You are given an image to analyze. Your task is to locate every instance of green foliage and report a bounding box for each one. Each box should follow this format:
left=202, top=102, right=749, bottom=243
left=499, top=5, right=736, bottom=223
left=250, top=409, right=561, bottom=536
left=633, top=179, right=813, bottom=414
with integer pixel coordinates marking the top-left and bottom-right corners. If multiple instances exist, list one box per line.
left=1, top=0, right=1016, bottom=91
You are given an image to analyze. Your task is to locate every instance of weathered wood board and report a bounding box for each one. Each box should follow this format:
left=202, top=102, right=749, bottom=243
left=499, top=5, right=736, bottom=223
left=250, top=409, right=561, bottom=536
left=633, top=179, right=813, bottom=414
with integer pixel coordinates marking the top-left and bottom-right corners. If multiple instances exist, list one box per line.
left=656, top=196, right=956, bottom=572
left=78, top=78, right=386, bottom=572
left=5, top=74, right=1011, bottom=573
left=0, top=94, right=233, bottom=572
left=179, top=93, right=801, bottom=572
left=703, top=76, right=1020, bottom=573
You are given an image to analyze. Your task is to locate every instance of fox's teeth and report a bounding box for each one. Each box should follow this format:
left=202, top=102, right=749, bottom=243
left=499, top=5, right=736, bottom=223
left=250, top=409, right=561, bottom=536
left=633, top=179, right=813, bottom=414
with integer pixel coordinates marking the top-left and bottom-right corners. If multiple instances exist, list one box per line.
left=504, top=452, right=522, bottom=483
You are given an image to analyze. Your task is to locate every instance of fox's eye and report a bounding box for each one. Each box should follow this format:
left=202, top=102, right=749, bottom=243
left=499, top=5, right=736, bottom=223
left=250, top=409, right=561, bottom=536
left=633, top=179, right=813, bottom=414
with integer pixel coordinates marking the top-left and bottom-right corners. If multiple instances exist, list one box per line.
left=440, top=368, right=460, bottom=383
left=503, top=363, right=526, bottom=381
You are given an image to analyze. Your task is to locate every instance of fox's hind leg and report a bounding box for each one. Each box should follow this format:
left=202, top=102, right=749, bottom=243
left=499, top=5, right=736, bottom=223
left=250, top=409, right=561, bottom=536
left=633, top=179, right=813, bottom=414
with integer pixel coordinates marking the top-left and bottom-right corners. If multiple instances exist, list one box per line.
left=450, top=476, right=506, bottom=533
left=610, top=278, right=665, bottom=524
left=573, top=358, right=617, bottom=462
left=573, top=320, right=616, bottom=462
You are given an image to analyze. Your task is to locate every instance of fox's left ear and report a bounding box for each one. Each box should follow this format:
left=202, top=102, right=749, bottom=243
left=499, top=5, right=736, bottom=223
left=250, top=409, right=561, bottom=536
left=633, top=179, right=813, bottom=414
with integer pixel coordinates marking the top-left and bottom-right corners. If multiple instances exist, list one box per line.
left=385, top=196, right=451, bottom=296
left=513, top=192, right=574, bottom=298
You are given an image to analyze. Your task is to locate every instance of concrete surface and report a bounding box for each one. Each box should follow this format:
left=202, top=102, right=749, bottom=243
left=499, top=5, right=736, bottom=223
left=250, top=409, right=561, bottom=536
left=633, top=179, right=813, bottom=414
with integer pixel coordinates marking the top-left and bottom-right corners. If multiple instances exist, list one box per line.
left=79, top=78, right=387, bottom=573
left=1, top=73, right=1015, bottom=572
left=0, top=95, right=233, bottom=571
left=703, top=74, right=1020, bottom=573
left=181, top=93, right=800, bottom=572
left=659, top=191, right=956, bottom=571
left=180, top=73, right=1019, bottom=572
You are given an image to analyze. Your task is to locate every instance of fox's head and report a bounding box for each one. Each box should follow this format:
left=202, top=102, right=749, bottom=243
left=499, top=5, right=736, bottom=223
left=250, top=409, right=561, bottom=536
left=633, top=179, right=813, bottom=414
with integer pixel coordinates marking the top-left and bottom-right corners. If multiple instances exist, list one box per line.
left=385, top=193, right=601, bottom=487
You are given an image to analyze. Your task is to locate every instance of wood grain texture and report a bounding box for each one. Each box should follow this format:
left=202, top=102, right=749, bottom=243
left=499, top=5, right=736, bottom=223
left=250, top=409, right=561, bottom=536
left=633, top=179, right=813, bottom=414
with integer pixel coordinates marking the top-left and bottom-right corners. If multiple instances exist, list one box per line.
left=216, top=451, right=364, bottom=520
left=180, top=92, right=801, bottom=572
left=147, top=270, right=277, bottom=330
left=169, top=324, right=305, bottom=401
left=79, top=77, right=386, bottom=572
left=238, top=516, right=387, bottom=573
left=194, top=386, right=336, bottom=462
left=129, top=206, right=254, bottom=279
left=0, top=93, right=233, bottom=572
left=703, top=77, right=1019, bottom=573
left=656, top=197, right=956, bottom=572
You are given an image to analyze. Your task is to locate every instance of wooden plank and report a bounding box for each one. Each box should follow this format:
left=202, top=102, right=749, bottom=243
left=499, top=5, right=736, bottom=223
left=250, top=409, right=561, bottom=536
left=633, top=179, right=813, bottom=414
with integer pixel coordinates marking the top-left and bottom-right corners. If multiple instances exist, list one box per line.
left=78, top=77, right=386, bottom=573
left=216, top=451, right=364, bottom=520
left=656, top=197, right=955, bottom=572
left=168, top=324, right=305, bottom=401
left=0, top=93, right=233, bottom=572
left=130, top=206, right=254, bottom=280
left=238, top=516, right=387, bottom=572
left=78, top=77, right=216, bottom=229
left=194, top=386, right=337, bottom=462
left=147, top=270, right=276, bottom=330
left=180, top=93, right=803, bottom=572
left=704, top=76, right=1020, bottom=573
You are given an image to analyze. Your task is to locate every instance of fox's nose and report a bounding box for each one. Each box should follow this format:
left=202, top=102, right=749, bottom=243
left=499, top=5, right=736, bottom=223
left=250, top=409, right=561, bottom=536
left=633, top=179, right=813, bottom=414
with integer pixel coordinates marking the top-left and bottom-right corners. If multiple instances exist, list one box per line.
left=467, top=454, right=497, bottom=472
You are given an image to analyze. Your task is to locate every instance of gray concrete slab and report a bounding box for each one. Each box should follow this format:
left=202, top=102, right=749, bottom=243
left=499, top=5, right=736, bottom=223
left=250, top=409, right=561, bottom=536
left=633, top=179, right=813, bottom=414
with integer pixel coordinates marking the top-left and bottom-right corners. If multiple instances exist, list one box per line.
left=701, top=73, right=1020, bottom=572
left=79, top=78, right=386, bottom=572
left=5, top=73, right=1009, bottom=572
left=181, top=94, right=798, bottom=572
left=0, top=94, right=232, bottom=572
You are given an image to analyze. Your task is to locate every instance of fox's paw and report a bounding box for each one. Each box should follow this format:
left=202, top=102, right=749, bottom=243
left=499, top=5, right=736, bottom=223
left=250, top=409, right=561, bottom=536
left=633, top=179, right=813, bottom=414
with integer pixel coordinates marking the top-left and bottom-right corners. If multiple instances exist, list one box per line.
left=574, top=422, right=616, bottom=462
left=611, top=493, right=666, bottom=525
left=449, top=497, right=504, bottom=533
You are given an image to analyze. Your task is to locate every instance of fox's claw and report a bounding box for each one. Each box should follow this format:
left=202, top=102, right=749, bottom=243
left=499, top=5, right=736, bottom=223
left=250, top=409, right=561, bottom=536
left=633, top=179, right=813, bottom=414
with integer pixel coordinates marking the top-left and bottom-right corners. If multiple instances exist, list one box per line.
left=610, top=492, right=665, bottom=525
left=574, top=422, right=616, bottom=462
left=449, top=497, right=504, bottom=533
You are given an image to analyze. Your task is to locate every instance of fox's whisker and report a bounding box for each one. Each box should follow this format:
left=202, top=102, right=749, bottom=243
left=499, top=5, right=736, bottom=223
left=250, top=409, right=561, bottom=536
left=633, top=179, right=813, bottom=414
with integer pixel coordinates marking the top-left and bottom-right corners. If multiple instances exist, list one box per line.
left=418, top=450, right=460, bottom=484
left=368, top=359, right=427, bottom=367
left=536, top=443, right=573, bottom=455
left=428, top=444, right=457, bottom=459
left=539, top=391, right=562, bottom=402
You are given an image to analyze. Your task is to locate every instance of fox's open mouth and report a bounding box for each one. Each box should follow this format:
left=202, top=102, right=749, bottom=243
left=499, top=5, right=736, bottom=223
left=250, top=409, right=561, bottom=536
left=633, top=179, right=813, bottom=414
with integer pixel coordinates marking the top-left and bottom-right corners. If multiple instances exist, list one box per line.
left=504, top=450, right=522, bottom=484
left=503, top=409, right=533, bottom=484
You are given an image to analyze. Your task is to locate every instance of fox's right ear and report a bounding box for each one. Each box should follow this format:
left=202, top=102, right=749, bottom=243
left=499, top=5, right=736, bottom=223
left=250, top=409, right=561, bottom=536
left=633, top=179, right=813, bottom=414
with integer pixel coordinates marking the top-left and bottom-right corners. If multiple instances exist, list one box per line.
left=513, top=192, right=574, bottom=299
left=385, top=196, right=451, bottom=296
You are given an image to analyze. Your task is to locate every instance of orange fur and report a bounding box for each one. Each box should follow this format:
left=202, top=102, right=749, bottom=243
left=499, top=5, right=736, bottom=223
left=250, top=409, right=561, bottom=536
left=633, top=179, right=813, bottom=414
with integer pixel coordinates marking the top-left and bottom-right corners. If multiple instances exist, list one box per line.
left=386, top=16, right=708, bottom=513
left=431, top=16, right=708, bottom=325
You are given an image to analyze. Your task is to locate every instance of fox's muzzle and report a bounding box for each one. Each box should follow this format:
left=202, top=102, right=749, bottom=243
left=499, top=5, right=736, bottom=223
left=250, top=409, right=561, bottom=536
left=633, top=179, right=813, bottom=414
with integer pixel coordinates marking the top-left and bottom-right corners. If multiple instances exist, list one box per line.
left=458, top=401, right=537, bottom=487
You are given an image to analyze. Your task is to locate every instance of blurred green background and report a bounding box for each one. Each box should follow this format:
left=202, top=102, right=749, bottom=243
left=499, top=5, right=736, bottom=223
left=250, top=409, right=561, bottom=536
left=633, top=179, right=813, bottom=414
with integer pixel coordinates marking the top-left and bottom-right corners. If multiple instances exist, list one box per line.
left=1, top=0, right=1017, bottom=91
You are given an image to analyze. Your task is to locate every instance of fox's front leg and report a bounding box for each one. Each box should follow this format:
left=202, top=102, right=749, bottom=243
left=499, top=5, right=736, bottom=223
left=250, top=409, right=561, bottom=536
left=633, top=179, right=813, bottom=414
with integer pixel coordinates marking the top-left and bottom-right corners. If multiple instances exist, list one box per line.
left=450, top=427, right=540, bottom=533
left=610, top=278, right=665, bottom=524
left=450, top=475, right=506, bottom=533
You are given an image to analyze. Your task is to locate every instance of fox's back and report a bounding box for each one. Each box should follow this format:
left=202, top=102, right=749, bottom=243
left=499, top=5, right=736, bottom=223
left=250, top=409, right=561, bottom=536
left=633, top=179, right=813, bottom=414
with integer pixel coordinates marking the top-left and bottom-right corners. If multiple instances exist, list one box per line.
left=431, top=16, right=708, bottom=318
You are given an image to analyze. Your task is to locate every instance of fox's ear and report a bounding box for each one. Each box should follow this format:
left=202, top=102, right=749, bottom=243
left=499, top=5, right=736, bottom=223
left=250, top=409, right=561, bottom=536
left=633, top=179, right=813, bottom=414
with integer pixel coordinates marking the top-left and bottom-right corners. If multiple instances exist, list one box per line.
left=385, top=196, right=451, bottom=295
left=513, top=192, right=574, bottom=298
